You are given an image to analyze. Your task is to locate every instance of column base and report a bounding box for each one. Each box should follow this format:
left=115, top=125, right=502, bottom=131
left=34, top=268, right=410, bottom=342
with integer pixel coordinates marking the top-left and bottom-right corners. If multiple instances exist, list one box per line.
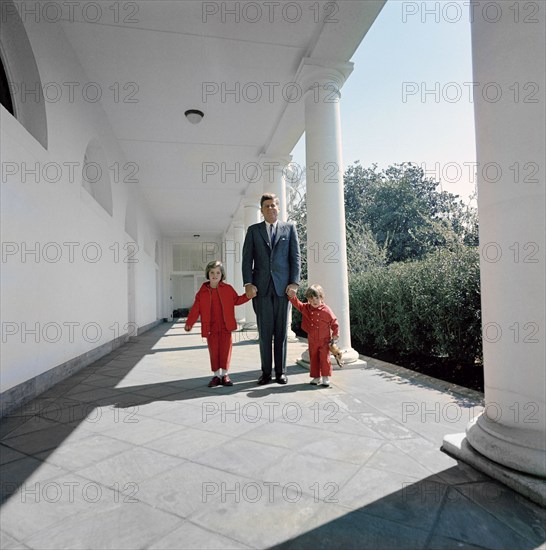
left=466, top=415, right=546, bottom=478
left=442, top=432, right=546, bottom=507
left=287, top=328, right=299, bottom=343
left=296, top=347, right=366, bottom=370
left=237, top=322, right=258, bottom=341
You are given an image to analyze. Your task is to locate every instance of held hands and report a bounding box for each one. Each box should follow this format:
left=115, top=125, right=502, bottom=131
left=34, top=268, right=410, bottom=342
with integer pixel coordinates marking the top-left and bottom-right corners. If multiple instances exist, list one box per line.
left=285, top=284, right=298, bottom=298
left=245, top=284, right=258, bottom=299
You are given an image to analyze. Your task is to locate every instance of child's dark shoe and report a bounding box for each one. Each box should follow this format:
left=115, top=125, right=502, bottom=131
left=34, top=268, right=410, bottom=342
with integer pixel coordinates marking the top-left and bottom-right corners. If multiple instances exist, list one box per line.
left=221, top=375, right=233, bottom=386
left=208, top=376, right=221, bottom=387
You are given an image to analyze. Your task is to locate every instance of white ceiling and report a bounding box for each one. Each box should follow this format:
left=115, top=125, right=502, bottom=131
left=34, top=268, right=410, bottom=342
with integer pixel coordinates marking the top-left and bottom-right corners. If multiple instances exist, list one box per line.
left=59, top=0, right=385, bottom=238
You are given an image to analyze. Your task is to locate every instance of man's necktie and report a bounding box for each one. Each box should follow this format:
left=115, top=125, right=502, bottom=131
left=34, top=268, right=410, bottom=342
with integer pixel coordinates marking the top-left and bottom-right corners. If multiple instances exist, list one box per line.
left=269, top=224, right=275, bottom=247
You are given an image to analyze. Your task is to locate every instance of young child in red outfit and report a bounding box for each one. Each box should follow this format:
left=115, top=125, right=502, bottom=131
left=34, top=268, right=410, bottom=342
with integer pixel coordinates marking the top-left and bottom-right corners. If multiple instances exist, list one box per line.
left=288, top=284, right=339, bottom=387
left=288, top=285, right=339, bottom=386
left=185, top=260, right=250, bottom=387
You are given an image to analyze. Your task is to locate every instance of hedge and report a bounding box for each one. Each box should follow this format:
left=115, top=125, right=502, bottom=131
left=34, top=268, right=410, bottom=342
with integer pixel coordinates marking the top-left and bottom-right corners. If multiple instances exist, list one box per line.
left=349, top=246, right=482, bottom=363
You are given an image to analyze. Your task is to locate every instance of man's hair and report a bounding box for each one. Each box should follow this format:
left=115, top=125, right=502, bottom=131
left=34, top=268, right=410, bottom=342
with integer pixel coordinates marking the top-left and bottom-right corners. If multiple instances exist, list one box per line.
left=305, top=284, right=325, bottom=301
left=205, top=260, right=226, bottom=281
left=260, top=193, right=280, bottom=208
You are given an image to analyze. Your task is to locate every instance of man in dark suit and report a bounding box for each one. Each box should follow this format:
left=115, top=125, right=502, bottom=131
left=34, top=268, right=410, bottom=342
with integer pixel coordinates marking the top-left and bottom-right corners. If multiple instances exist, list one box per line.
left=242, top=193, right=301, bottom=385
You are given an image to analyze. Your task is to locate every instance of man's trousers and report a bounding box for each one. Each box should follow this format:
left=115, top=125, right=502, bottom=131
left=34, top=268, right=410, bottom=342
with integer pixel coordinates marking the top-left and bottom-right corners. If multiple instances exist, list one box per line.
left=254, top=280, right=288, bottom=378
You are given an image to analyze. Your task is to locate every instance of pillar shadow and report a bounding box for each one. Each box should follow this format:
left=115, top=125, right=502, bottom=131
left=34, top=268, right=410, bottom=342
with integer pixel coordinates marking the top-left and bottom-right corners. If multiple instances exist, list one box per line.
left=0, top=322, right=306, bottom=504
left=1, top=323, right=544, bottom=550
left=0, top=322, right=194, bottom=504
left=269, top=467, right=545, bottom=550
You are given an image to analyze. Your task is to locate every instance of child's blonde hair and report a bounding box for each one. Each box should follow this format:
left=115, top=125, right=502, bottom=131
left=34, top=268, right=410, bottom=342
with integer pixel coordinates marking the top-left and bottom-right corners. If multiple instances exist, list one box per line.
left=305, top=284, right=325, bottom=301
left=205, top=260, right=226, bottom=281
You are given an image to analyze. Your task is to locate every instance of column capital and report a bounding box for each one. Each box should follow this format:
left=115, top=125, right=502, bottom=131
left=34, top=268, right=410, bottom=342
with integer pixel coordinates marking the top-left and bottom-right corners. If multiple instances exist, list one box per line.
left=295, top=57, right=354, bottom=97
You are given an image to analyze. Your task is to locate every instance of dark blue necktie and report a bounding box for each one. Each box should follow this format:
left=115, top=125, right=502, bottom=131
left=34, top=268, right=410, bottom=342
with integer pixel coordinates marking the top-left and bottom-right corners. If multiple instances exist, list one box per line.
left=269, top=224, right=275, bottom=247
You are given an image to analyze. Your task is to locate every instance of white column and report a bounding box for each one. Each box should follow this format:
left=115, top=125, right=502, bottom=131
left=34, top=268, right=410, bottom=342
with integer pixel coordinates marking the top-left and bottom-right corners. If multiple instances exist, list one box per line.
left=260, top=155, right=290, bottom=220
left=303, top=68, right=359, bottom=363
left=223, top=227, right=235, bottom=287
left=260, top=155, right=298, bottom=341
left=444, top=3, right=545, bottom=498
left=243, top=199, right=260, bottom=326
left=163, top=241, right=174, bottom=321
left=232, top=222, right=245, bottom=323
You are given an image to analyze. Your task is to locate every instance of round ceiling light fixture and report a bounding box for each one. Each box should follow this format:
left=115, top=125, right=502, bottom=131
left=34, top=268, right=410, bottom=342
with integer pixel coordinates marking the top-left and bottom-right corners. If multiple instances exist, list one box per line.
left=185, top=109, right=204, bottom=124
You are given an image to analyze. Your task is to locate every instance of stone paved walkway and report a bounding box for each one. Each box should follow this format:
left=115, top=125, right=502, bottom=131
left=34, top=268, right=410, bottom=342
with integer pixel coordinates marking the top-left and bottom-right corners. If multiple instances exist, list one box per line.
left=1, top=322, right=544, bottom=549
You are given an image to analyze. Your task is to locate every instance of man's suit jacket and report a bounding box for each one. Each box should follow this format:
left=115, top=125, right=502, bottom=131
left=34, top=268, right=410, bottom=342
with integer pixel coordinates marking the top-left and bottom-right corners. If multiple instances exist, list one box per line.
left=242, top=221, right=301, bottom=297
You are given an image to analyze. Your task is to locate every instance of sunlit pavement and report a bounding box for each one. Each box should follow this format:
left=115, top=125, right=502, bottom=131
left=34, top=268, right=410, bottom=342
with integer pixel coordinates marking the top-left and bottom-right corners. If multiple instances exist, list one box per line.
left=1, top=321, right=544, bottom=549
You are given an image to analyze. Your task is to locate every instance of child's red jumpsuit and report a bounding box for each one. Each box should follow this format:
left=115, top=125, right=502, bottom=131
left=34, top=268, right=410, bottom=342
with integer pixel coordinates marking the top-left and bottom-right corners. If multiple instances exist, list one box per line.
left=289, top=295, right=339, bottom=378
left=186, top=282, right=249, bottom=372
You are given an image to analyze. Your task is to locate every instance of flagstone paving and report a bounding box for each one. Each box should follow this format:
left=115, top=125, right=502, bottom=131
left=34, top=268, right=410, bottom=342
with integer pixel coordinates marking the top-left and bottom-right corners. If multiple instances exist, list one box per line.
left=1, top=322, right=544, bottom=549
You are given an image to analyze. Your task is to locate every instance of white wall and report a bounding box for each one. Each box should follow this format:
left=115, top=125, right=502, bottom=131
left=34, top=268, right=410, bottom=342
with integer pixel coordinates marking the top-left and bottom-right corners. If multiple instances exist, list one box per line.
left=1, top=17, right=161, bottom=394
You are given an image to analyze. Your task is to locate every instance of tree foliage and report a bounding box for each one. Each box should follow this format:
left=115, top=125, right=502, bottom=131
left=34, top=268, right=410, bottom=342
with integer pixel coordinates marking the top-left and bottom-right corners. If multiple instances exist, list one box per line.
left=288, top=161, right=481, bottom=364
left=289, top=161, right=478, bottom=273
left=344, top=162, right=477, bottom=263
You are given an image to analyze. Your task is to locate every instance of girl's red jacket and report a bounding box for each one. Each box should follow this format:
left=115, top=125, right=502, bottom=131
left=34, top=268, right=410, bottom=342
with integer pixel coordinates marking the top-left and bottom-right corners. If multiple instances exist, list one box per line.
left=185, top=281, right=250, bottom=336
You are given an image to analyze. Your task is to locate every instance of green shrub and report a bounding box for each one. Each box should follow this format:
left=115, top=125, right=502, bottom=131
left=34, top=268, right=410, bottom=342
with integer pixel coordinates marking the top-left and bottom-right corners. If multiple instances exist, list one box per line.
left=349, top=246, right=481, bottom=363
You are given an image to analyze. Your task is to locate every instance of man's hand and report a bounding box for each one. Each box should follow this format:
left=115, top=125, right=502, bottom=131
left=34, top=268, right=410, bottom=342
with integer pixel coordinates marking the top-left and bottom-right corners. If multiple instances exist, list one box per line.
left=184, top=325, right=191, bottom=332
left=285, top=284, right=298, bottom=297
left=245, top=284, right=258, bottom=299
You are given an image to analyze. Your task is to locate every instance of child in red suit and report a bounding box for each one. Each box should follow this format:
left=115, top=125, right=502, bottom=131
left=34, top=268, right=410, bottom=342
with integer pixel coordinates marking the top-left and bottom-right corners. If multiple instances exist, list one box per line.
left=185, top=260, right=250, bottom=387
left=288, top=284, right=339, bottom=387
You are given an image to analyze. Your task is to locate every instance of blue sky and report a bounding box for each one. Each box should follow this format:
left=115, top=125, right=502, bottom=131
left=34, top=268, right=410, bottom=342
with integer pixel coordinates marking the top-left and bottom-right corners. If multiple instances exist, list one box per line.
left=291, top=0, right=477, bottom=203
